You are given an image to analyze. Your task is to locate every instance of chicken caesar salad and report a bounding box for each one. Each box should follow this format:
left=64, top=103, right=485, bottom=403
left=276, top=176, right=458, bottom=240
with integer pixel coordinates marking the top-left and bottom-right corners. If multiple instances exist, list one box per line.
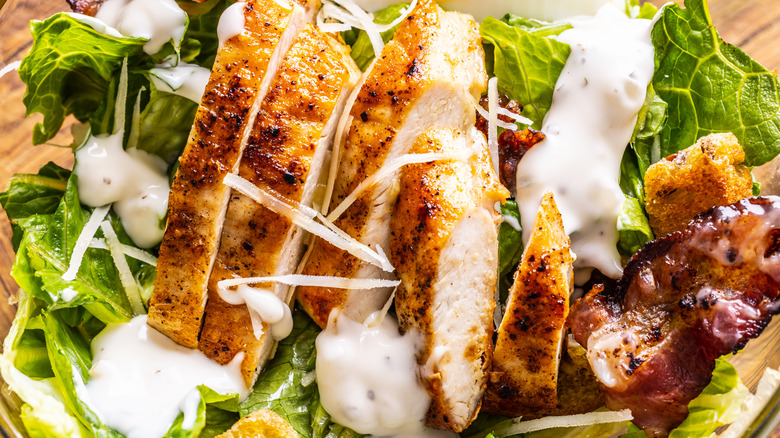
left=1, top=0, right=780, bottom=437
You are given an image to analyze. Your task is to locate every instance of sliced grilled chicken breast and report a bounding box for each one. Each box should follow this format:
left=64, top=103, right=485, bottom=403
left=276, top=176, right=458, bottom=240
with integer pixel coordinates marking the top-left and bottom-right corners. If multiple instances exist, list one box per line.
left=297, top=0, right=487, bottom=328
left=147, top=0, right=311, bottom=348
left=391, top=128, right=508, bottom=432
left=483, top=192, right=574, bottom=416
left=198, top=26, right=360, bottom=386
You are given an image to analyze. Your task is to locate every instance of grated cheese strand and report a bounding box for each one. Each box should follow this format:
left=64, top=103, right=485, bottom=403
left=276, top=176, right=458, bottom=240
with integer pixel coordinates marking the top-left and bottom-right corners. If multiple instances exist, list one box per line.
left=218, top=274, right=400, bottom=290
left=223, top=174, right=394, bottom=272
left=90, top=238, right=158, bottom=266
left=62, top=206, right=111, bottom=281
left=497, top=409, right=633, bottom=436
left=0, top=61, right=21, bottom=81
left=497, top=106, right=533, bottom=126
left=100, top=221, right=145, bottom=315
left=487, top=76, right=500, bottom=176
left=326, top=150, right=473, bottom=221
left=323, top=0, right=384, bottom=56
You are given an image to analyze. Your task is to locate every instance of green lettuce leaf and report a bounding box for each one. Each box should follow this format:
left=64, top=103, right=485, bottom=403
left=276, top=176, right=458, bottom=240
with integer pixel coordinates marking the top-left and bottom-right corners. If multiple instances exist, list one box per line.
left=164, top=387, right=240, bottom=438
left=617, top=149, right=653, bottom=257
left=497, top=200, right=523, bottom=303
left=632, top=86, right=668, bottom=176
left=668, top=357, right=748, bottom=438
left=651, top=0, right=780, bottom=166
left=19, top=13, right=149, bottom=145
left=135, top=89, right=198, bottom=163
left=239, top=309, right=362, bottom=438
left=341, top=3, right=409, bottom=71
left=480, top=17, right=571, bottom=128
left=239, top=310, right=320, bottom=436
left=12, top=174, right=157, bottom=323
left=179, top=0, right=232, bottom=69
left=623, top=0, right=659, bottom=19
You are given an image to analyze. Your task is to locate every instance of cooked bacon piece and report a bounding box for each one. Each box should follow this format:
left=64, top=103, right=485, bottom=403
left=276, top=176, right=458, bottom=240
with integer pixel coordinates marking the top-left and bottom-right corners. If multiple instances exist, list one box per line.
left=66, top=0, right=104, bottom=16
left=473, top=95, right=540, bottom=190
left=644, top=133, right=753, bottom=236
left=483, top=192, right=573, bottom=416
left=474, top=93, right=522, bottom=136
left=569, top=196, right=780, bottom=436
left=497, top=128, right=544, bottom=190
left=147, top=0, right=311, bottom=348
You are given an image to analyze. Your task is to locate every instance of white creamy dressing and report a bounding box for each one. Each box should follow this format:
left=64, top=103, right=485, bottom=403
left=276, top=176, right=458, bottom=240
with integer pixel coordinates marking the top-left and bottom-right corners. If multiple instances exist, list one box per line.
left=65, top=13, right=123, bottom=38
left=515, top=4, right=656, bottom=279
left=315, top=311, right=430, bottom=436
left=85, top=315, right=248, bottom=438
left=74, top=133, right=169, bottom=248
left=95, top=0, right=187, bottom=54
left=150, top=63, right=211, bottom=103
left=217, top=285, right=294, bottom=341
left=353, top=0, right=610, bottom=21
left=217, top=2, right=247, bottom=49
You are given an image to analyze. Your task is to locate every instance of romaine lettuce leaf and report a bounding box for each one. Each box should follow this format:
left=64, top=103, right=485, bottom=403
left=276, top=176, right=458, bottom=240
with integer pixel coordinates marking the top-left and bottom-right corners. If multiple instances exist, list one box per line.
left=617, top=149, right=653, bottom=257
left=179, top=0, right=233, bottom=69
left=341, top=3, right=409, bottom=71
left=135, top=89, right=198, bottom=163
left=480, top=17, right=570, bottom=128
left=164, top=386, right=240, bottom=438
left=668, top=357, right=748, bottom=438
left=19, top=13, right=149, bottom=145
left=497, top=200, right=523, bottom=302
left=651, top=0, right=780, bottom=166
left=12, top=174, right=159, bottom=323
left=239, top=309, right=363, bottom=438
left=239, top=309, right=320, bottom=436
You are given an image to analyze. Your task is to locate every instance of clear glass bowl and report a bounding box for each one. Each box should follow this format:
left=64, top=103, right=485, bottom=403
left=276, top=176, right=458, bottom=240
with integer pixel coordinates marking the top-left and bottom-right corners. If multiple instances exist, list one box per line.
left=1, top=0, right=780, bottom=436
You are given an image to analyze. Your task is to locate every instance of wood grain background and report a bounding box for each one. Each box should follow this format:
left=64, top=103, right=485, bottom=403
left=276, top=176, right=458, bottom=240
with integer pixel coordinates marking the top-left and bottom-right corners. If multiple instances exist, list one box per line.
left=0, top=0, right=778, bottom=429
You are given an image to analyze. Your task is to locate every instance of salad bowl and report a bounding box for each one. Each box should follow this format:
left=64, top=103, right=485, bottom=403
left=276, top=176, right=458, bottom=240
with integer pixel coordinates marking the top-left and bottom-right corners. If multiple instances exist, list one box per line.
left=1, top=0, right=780, bottom=437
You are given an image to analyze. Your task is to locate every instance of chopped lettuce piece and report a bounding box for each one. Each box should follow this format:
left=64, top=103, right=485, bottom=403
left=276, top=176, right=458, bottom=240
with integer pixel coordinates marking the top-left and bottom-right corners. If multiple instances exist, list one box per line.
left=135, top=89, right=198, bottom=163
left=667, top=357, right=749, bottom=438
left=341, top=3, right=409, bottom=71
left=179, top=0, right=232, bottom=69
left=497, top=200, right=523, bottom=302
left=480, top=17, right=570, bottom=128
left=164, top=386, right=240, bottom=438
left=617, top=149, right=653, bottom=257
left=19, top=14, right=149, bottom=145
left=651, top=0, right=780, bottom=166
left=239, top=309, right=362, bottom=438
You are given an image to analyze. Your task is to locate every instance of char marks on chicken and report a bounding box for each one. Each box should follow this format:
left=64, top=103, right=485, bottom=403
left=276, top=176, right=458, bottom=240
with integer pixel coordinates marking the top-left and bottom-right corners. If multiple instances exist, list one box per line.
left=147, top=0, right=311, bottom=348
left=569, top=196, right=780, bottom=436
left=297, top=0, right=487, bottom=328
left=197, top=25, right=359, bottom=386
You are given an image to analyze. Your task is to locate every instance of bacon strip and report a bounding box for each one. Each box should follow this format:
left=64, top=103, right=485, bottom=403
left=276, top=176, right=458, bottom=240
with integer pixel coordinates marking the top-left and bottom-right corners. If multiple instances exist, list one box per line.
left=569, top=196, right=780, bottom=436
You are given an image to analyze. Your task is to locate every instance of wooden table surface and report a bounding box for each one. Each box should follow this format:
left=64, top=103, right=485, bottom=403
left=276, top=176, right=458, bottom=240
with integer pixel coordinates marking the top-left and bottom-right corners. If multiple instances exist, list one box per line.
left=0, top=0, right=779, bottom=433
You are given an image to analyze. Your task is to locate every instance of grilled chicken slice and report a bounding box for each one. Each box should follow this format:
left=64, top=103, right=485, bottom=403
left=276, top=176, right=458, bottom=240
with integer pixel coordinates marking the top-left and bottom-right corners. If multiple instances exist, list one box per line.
left=147, top=0, right=311, bottom=348
left=391, top=128, right=508, bottom=432
left=297, top=0, right=487, bottom=328
left=483, top=192, right=574, bottom=416
left=569, top=196, right=780, bottom=436
left=197, top=26, right=360, bottom=386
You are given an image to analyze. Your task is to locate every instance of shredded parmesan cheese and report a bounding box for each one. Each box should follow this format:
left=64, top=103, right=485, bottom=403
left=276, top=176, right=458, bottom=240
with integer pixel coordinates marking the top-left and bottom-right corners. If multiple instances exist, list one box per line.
left=487, top=76, right=500, bottom=176
left=100, top=221, right=145, bottom=315
left=316, top=0, right=417, bottom=59
left=326, top=150, right=473, bottom=221
left=496, top=409, right=633, bottom=436
left=89, top=238, right=158, bottom=266
left=223, top=174, right=394, bottom=272
left=62, top=206, right=111, bottom=281
left=218, top=274, right=400, bottom=290
left=0, top=61, right=21, bottom=81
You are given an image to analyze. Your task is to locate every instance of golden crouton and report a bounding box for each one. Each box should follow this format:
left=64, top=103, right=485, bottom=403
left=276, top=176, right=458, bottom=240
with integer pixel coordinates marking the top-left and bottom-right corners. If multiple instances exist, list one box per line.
left=217, top=409, right=297, bottom=438
left=644, top=133, right=753, bottom=236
